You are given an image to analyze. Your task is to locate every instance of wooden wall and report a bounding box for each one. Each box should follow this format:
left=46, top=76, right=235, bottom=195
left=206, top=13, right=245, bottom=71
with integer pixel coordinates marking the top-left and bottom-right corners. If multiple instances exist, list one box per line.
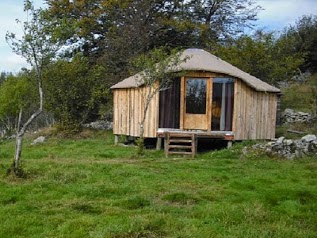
left=113, top=72, right=278, bottom=140
left=233, top=79, right=277, bottom=140
left=113, top=86, right=159, bottom=138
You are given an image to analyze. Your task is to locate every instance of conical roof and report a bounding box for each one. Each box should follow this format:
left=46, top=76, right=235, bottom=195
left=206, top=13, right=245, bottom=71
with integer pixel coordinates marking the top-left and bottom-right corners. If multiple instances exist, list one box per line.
left=111, top=48, right=280, bottom=93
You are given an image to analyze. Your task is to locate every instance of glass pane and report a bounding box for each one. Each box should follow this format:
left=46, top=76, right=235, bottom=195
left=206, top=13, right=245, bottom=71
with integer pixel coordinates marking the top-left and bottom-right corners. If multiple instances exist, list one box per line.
left=211, top=83, right=223, bottom=130
left=186, top=78, right=207, bottom=114
left=211, top=78, right=235, bottom=131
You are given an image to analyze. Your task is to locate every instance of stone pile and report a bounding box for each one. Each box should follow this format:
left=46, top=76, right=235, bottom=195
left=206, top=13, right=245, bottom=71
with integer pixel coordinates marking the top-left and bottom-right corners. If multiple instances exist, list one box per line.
left=283, top=108, right=312, bottom=124
left=253, top=134, right=317, bottom=159
left=83, top=120, right=113, bottom=130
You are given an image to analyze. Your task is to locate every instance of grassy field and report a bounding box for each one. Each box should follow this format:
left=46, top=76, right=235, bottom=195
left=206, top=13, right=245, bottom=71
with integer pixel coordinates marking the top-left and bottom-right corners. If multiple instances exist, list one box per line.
left=0, top=131, right=316, bottom=238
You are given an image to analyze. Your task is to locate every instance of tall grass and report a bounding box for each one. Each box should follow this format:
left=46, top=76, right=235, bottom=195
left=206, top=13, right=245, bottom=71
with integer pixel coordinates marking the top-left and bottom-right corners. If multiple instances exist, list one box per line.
left=0, top=131, right=316, bottom=237
left=281, top=72, right=317, bottom=112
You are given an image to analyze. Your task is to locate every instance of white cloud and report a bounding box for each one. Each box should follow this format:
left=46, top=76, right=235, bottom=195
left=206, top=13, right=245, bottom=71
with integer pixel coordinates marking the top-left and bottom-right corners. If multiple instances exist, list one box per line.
left=0, top=0, right=45, bottom=72
left=0, top=51, right=29, bottom=73
left=257, top=0, right=317, bottom=31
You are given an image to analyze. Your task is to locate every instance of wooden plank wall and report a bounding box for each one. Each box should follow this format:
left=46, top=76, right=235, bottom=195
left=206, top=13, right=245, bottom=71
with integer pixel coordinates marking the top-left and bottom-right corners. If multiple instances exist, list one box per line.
left=113, top=73, right=278, bottom=140
left=233, top=80, right=277, bottom=140
left=113, top=86, right=159, bottom=138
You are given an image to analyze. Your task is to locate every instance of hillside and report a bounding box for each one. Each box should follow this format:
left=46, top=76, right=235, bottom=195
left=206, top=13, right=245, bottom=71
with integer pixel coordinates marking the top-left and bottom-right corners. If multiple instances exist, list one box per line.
left=277, top=72, right=317, bottom=138
left=281, top=73, right=317, bottom=112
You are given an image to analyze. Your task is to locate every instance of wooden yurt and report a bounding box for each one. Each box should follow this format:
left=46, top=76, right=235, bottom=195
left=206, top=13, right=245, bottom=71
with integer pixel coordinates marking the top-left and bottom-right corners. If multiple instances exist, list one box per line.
left=111, top=48, right=281, bottom=150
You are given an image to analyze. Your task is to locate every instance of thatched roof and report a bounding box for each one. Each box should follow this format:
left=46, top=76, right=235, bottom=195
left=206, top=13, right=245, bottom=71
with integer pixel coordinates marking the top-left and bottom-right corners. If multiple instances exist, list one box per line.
left=111, top=48, right=280, bottom=93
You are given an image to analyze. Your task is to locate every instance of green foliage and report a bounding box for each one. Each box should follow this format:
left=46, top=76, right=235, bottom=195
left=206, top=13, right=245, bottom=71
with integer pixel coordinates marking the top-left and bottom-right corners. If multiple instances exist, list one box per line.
left=45, top=0, right=261, bottom=84
left=131, top=47, right=185, bottom=88
left=211, top=31, right=305, bottom=85
left=281, top=15, right=317, bottom=71
left=0, top=72, right=13, bottom=86
left=0, top=133, right=317, bottom=237
left=0, top=73, right=36, bottom=118
left=43, top=55, right=109, bottom=131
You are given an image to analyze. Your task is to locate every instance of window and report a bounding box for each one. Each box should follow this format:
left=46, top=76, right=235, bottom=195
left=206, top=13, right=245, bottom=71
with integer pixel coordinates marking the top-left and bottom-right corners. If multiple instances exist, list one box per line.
left=186, top=78, right=207, bottom=114
left=211, top=78, right=234, bottom=131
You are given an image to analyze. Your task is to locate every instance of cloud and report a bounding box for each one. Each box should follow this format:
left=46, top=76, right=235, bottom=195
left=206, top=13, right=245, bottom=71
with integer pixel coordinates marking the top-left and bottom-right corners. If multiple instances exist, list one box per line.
left=0, top=50, right=29, bottom=73
left=257, top=0, right=317, bottom=30
left=0, top=0, right=44, bottom=72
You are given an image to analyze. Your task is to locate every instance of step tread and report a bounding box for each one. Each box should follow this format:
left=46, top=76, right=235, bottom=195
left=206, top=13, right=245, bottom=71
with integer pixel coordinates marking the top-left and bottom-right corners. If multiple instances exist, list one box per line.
left=168, top=145, right=193, bottom=149
left=169, top=139, right=193, bottom=143
left=167, top=151, right=193, bottom=155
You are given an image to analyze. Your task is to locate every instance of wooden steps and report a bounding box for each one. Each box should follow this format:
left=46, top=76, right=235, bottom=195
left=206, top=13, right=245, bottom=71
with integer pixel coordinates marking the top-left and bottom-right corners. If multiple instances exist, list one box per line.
left=164, top=132, right=197, bottom=158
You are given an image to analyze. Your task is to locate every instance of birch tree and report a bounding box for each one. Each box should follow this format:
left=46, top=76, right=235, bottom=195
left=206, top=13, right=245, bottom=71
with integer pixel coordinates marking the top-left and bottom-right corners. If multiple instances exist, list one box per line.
left=5, top=0, right=58, bottom=176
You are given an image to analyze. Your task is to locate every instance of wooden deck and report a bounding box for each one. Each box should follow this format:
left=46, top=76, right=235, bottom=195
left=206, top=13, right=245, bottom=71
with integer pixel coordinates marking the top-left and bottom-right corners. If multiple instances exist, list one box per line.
left=156, top=129, right=234, bottom=156
left=157, top=128, right=234, bottom=140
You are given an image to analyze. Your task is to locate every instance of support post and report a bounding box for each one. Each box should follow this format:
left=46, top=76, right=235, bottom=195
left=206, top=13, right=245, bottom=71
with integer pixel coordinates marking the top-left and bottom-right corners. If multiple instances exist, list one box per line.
left=114, top=135, right=119, bottom=145
left=156, top=137, right=162, bottom=150
left=227, top=140, right=233, bottom=148
left=164, top=133, right=169, bottom=158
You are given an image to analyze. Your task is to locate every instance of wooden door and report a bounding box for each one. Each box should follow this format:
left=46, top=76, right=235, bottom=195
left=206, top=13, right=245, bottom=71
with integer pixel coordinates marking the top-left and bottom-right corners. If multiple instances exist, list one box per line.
left=181, top=77, right=211, bottom=130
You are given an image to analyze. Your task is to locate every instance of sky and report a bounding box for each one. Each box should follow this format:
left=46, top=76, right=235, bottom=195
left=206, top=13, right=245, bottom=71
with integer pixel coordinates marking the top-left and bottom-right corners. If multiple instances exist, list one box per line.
left=0, top=0, right=317, bottom=73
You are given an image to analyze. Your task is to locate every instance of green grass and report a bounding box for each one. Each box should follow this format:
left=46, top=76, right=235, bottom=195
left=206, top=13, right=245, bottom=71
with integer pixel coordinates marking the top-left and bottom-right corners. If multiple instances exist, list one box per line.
left=0, top=131, right=317, bottom=237
left=281, top=72, right=317, bottom=112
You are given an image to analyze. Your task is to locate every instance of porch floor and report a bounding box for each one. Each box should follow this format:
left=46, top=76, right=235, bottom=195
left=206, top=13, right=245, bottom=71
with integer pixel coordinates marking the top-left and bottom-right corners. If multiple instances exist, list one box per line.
left=157, top=128, right=234, bottom=140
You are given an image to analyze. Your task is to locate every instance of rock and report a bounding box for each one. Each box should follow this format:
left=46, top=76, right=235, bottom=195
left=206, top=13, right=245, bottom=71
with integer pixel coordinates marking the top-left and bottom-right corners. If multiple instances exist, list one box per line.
left=252, top=134, right=317, bottom=159
left=301, top=134, right=317, bottom=143
left=267, top=141, right=276, bottom=146
left=282, top=108, right=312, bottom=124
left=285, top=139, right=294, bottom=146
left=276, top=137, right=285, bottom=144
left=32, top=136, right=46, bottom=145
left=284, top=108, right=294, bottom=114
left=298, top=112, right=308, bottom=116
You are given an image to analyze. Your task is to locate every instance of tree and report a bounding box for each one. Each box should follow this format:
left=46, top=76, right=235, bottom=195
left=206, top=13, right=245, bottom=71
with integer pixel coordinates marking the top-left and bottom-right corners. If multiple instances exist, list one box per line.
left=0, top=72, right=12, bottom=86
left=131, top=48, right=187, bottom=155
left=185, top=0, right=262, bottom=45
left=210, top=31, right=304, bottom=85
left=5, top=0, right=58, bottom=176
left=0, top=73, right=36, bottom=137
left=281, top=15, right=317, bottom=71
left=44, top=0, right=261, bottom=84
left=43, top=55, right=109, bottom=132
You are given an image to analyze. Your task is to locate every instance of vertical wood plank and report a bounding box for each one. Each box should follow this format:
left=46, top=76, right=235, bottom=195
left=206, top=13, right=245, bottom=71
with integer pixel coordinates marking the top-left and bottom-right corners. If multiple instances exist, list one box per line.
left=232, top=78, right=238, bottom=135
left=207, top=77, right=212, bottom=132
left=180, top=76, right=185, bottom=130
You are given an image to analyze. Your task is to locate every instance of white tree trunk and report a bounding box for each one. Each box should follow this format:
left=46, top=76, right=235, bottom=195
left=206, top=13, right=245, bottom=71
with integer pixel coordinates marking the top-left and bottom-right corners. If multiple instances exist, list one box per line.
left=14, top=134, right=23, bottom=169
left=12, top=82, right=43, bottom=172
left=13, top=108, right=23, bottom=169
